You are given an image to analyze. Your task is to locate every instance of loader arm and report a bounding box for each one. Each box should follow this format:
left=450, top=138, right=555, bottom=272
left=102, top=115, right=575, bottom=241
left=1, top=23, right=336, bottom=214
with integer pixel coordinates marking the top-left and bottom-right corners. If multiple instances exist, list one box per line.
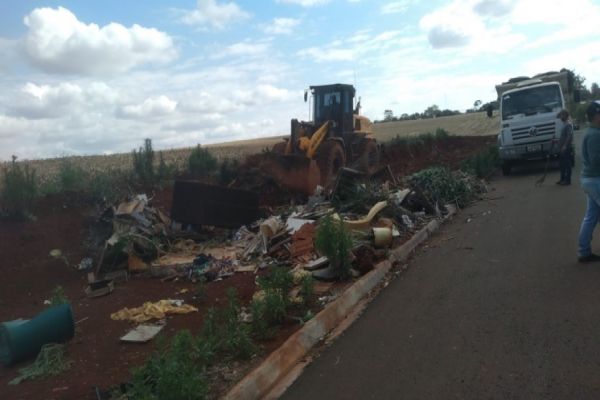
left=298, top=120, right=331, bottom=159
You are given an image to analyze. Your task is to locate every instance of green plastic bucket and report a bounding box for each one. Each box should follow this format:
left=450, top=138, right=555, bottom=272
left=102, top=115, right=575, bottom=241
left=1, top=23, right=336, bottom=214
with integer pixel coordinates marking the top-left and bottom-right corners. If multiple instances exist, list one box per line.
left=0, top=304, right=74, bottom=365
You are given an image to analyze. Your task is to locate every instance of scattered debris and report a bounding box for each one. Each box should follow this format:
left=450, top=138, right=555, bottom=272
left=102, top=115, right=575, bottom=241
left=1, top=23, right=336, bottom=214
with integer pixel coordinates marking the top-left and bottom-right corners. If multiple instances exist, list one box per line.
left=110, top=300, right=198, bottom=323
left=120, top=323, right=165, bottom=343
left=85, top=279, right=114, bottom=298
left=8, top=343, right=71, bottom=385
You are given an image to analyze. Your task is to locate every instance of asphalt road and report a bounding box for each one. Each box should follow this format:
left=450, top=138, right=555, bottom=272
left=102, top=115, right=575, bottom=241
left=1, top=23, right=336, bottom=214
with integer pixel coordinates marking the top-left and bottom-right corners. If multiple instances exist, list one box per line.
left=283, top=131, right=600, bottom=400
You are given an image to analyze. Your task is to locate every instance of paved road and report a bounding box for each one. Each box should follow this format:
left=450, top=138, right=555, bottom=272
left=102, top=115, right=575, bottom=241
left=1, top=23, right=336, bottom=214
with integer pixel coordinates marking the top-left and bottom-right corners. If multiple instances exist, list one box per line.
left=283, top=131, right=600, bottom=399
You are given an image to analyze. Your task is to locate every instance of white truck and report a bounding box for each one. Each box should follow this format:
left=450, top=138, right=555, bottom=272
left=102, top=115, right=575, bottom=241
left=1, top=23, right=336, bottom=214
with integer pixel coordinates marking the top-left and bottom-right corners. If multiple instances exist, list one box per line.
left=496, top=70, right=578, bottom=175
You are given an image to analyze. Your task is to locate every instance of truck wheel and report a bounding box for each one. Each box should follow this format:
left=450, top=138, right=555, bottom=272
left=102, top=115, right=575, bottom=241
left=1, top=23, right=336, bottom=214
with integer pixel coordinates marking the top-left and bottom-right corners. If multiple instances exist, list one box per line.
left=502, top=161, right=512, bottom=176
left=357, top=139, right=380, bottom=175
left=317, top=141, right=346, bottom=186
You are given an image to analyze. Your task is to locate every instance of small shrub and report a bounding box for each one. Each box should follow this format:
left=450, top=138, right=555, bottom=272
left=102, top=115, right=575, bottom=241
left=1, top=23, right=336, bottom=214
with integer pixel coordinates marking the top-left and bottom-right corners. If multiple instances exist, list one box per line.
left=315, top=215, right=353, bottom=279
left=133, top=138, right=155, bottom=185
left=434, top=128, right=450, bottom=140
left=461, top=145, right=501, bottom=178
left=126, top=330, right=208, bottom=400
left=188, top=145, right=218, bottom=177
left=218, top=158, right=239, bottom=185
left=157, top=151, right=176, bottom=181
left=1, top=156, right=37, bottom=220
left=57, top=159, right=87, bottom=192
left=299, top=274, right=314, bottom=308
left=220, top=288, right=256, bottom=360
left=251, top=267, right=296, bottom=338
left=49, top=285, right=69, bottom=306
left=409, top=167, right=477, bottom=208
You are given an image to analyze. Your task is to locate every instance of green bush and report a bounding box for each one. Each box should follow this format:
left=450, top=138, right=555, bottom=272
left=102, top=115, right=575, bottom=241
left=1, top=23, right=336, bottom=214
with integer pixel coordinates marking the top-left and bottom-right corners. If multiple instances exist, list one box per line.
left=390, top=129, right=448, bottom=148
left=434, top=128, right=450, bottom=140
left=219, top=288, right=256, bottom=360
left=461, top=145, right=501, bottom=178
left=49, top=285, right=69, bottom=306
left=218, top=158, right=239, bottom=185
left=315, top=214, right=353, bottom=279
left=409, top=167, right=477, bottom=208
left=250, top=267, right=295, bottom=339
left=57, top=159, right=87, bottom=192
left=126, top=330, right=209, bottom=400
left=157, top=151, right=176, bottom=181
left=133, top=138, right=155, bottom=185
left=1, top=156, right=37, bottom=220
left=188, top=145, right=218, bottom=177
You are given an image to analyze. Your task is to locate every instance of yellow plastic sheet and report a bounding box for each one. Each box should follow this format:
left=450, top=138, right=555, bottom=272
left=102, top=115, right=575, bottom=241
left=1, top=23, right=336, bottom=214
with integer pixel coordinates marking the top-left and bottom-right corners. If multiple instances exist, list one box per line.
left=111, top=300, right=198, bottom=323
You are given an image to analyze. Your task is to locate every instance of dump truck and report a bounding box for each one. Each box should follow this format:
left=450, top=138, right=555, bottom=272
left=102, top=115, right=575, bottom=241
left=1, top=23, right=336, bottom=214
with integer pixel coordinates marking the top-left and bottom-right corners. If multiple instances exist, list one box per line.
left=496, top=69, right=579, bottom=175
left=269, top=83, right=379, bottom=194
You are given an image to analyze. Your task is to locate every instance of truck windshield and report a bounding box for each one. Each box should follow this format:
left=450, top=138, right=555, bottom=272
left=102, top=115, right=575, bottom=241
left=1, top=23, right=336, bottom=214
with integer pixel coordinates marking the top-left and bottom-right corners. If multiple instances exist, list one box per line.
left=501, top=84, right=563, bottom=120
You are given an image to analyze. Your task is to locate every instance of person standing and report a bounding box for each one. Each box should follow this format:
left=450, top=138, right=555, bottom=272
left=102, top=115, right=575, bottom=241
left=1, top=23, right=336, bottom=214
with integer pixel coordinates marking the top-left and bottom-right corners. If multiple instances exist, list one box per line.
left=556, top=109, right=574, bottom=185
left=577, top=101, right=600, bottom=262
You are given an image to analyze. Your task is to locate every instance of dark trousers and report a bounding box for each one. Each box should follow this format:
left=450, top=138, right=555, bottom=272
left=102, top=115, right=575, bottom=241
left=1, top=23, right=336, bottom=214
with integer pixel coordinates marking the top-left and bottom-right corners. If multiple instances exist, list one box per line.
left=559, top=149, right=573, bottom=183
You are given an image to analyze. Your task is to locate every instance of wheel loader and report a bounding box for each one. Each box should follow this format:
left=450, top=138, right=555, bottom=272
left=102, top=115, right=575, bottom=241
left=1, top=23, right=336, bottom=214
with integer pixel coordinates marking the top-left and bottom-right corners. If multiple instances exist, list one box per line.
left=269, top=83, right=379, bottom=194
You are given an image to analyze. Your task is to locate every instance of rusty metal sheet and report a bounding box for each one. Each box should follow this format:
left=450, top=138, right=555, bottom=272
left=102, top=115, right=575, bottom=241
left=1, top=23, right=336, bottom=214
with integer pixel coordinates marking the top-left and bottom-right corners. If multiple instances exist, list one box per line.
left=171, top=181, right=260, bottom=228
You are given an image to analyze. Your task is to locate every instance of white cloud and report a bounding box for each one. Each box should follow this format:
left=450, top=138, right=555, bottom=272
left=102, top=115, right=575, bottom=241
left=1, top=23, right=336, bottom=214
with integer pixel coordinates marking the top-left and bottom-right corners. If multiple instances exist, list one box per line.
left=472, top=0, right=514, bottom=17
left=118, top=96, right=177, bottom=119
left=23, top=7, right=177, bottom=75
left=381, top=1, right=416, bottom=15
left=4, top=82, right=119, bottom=120
left=212, top=41, right=270, bottom=59
left=261, top=18, right=300, bottom=35
left=181, top=0, right=250, bottom=30
left=276, top=0, right=330, bottom=7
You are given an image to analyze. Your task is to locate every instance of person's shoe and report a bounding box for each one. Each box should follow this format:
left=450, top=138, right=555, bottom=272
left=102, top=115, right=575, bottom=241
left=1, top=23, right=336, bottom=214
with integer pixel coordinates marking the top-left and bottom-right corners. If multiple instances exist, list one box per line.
left=578, top=253, right=600, bottom=263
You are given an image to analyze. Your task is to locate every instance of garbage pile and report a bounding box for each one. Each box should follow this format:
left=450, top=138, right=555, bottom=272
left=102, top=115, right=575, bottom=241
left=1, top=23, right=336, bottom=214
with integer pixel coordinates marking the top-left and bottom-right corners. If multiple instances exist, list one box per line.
left=86, top=168, right=484, bottom=290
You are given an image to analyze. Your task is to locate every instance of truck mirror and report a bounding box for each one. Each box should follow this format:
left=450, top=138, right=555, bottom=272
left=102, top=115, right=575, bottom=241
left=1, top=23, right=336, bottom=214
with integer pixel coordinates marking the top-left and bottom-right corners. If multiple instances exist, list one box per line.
left=304, top=90, right=308, bottom=102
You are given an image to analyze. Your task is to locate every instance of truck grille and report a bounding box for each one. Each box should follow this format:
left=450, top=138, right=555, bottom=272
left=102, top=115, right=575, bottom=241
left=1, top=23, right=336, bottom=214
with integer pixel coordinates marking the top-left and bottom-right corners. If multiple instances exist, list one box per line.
left=511, top=122, right=555, bottom=141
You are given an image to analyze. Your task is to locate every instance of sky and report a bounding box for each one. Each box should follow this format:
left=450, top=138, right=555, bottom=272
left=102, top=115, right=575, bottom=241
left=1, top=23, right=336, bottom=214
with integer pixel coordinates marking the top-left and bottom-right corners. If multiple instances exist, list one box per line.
left=0, top=0, right=599, bottom=160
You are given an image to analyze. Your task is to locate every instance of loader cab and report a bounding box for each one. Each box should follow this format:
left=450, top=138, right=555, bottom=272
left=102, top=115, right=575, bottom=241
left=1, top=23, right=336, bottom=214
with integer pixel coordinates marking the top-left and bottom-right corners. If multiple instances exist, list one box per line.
left=310, top=84, right=355, bottom=137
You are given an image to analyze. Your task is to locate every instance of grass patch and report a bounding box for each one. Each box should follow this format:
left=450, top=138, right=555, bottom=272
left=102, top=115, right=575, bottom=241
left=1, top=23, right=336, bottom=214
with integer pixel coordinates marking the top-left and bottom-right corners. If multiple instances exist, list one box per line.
left=461, top=145, right=501, bottom=178
left=409, top=167, right=480, bottom=208
left=389, top=128, right=450, bottom=148
left=188, top=145, right=218, bottom=177
left=9, top=344, right=72, bottom=385
left=315, top=214, right=353, bottom=280
left=0, top=156, right=37, bottom=220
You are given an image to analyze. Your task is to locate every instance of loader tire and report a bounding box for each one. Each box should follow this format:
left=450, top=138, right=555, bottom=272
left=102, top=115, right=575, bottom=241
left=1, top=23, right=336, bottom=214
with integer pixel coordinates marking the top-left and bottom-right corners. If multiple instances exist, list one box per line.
left=357, top=139, right=379, bottom=175
left=317, top=141, right=346, bottom=186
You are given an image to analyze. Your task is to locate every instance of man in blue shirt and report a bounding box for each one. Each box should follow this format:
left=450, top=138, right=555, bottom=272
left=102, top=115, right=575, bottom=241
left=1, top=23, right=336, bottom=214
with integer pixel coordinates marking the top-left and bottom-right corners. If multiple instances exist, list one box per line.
left=577, top=101, right=600, bottom=262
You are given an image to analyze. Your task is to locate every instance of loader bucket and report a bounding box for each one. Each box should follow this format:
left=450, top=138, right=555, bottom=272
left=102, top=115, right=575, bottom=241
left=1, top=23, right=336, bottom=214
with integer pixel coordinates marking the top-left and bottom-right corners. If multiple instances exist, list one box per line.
left=264, top=153, right=321, bottom=195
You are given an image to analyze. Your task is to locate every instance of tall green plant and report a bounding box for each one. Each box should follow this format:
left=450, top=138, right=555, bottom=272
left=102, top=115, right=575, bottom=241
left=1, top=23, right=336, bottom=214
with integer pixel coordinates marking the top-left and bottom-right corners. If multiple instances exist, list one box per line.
left=1, top=156, right=37, bottom=219
left=133, top=138, right=155, bottom=185
left=315, top=214, right=353, bottom=279
left=188, top=144, right=217, bottom=177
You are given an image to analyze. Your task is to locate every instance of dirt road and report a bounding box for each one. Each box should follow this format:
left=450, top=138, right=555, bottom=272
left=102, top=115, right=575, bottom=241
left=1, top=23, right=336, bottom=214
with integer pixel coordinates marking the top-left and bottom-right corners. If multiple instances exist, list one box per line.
left=283, top=131, right=600, bottom=399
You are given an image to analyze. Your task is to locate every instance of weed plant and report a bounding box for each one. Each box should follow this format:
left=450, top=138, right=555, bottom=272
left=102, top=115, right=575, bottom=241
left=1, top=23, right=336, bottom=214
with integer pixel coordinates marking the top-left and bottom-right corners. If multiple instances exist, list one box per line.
left=188, top=145, right=218, bottom=177
left=132, top=138, right=155, bottom=185
left=461, top=145, right=500, bottom=178
left=315, top=214, right=353, bottom=279
left=0, top=156, right=37, bottom=220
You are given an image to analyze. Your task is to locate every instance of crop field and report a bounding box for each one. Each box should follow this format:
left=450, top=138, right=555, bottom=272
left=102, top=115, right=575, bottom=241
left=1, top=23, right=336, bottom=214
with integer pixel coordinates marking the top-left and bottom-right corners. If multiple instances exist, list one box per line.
left=0, top=111, right=498, bottom=186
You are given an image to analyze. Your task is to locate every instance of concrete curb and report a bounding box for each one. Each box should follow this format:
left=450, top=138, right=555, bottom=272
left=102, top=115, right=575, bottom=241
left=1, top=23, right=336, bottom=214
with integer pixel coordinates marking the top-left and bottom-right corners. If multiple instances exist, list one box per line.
left=224, top=206, right=457, bottom=400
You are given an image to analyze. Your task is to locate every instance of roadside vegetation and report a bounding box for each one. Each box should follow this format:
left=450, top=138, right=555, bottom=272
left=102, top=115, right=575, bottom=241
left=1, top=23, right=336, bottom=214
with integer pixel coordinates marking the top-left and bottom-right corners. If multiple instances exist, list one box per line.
left=120, top=269, right=313, bottom=400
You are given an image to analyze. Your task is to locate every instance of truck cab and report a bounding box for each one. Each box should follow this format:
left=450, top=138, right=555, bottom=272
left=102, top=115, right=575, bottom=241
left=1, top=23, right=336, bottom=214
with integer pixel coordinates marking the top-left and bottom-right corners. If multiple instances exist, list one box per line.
left=497, top=79, right=565, bottom=175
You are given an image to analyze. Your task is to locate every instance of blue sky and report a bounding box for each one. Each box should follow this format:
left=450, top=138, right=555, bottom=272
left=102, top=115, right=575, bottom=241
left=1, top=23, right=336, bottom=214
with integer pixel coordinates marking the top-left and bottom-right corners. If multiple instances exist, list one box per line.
left=0, top=0, right=599, bottom=160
